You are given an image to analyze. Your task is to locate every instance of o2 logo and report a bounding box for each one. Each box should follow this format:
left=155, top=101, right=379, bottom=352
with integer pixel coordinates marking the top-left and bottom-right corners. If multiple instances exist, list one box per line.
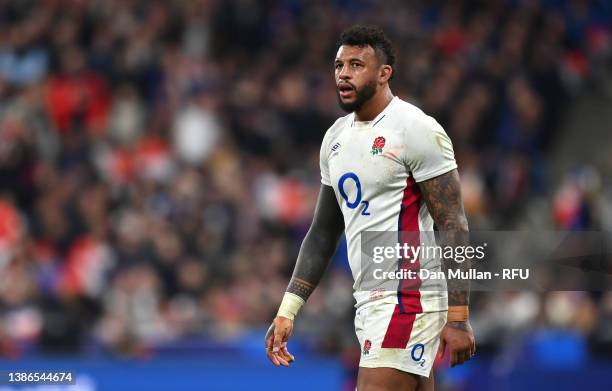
left=411, top=343, right=426, bottom=367
left=338, top=172, right=370, bottom=216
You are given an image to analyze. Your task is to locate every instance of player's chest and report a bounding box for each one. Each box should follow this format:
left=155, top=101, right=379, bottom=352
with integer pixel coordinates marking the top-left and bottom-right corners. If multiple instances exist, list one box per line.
left=327, top=127, right=407, bottom=194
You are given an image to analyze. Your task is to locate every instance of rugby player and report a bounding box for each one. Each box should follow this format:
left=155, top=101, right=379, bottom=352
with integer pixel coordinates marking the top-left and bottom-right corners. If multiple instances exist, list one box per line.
left=265, top=25, right=475, bottom=391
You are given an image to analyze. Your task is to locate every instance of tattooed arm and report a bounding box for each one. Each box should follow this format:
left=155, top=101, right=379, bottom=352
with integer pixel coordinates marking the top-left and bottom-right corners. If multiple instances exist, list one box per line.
left=288, top=184, right=345, bottom=300
left=265, top=184, right=344, bottom=366
left=418, top=169, right=475, bottom=367
left=418, top=169, right=470, bottom=306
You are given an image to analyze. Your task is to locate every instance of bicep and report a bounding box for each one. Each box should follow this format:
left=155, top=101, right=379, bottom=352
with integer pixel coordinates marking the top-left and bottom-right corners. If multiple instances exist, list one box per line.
left=417, top=169, right=468, bottom=231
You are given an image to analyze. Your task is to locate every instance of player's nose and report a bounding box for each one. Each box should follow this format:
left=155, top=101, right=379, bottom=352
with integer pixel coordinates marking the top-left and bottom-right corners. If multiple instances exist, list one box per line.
left=337, top=64, right=351, bottom=80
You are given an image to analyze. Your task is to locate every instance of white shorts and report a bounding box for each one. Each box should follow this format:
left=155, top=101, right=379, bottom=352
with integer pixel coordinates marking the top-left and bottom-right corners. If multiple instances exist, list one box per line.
left=355, top=302, right=447, bottom=377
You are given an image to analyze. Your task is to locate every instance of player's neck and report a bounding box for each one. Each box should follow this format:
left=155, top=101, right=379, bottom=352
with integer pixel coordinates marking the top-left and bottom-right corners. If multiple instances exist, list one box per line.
left=354, top=88, right=394, bottom=122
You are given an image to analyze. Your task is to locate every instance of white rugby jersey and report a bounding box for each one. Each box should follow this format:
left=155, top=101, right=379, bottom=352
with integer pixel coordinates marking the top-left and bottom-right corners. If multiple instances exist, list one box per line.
left=320, top=97, right=456, bottom=312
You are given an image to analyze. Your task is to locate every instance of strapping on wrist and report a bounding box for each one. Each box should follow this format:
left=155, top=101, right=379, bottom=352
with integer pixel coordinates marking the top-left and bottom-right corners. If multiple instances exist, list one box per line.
left=277, top=292, right=305, bottom=321
left=448, top=305, right=469, bottom=322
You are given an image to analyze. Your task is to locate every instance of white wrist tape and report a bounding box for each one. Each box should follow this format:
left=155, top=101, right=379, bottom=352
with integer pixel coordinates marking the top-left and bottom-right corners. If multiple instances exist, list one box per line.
left=277, top=292, right=305, bottom=320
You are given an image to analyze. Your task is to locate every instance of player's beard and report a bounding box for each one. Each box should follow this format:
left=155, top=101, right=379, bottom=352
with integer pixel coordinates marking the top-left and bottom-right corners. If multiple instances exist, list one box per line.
left=337, top=79, right=377, bottom=113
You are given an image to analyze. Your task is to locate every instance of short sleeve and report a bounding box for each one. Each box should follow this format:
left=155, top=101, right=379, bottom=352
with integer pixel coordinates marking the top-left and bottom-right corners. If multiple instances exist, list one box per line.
left=319, top=130, right=332, bottom=186
left=404, top=115, right=457, bottom=182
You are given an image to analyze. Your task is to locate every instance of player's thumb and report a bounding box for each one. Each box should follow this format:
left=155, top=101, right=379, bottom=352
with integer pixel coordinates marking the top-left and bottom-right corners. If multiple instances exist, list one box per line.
left=272, top=327, right=284, bottom=353
left=437, top=338, right=446, bottom=359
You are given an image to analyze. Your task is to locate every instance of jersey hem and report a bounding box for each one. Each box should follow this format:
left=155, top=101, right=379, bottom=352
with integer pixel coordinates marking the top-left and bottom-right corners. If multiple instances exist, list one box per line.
left=413, top=163, right=457, bottom=183
left=358, top=362, right=432, bottom=378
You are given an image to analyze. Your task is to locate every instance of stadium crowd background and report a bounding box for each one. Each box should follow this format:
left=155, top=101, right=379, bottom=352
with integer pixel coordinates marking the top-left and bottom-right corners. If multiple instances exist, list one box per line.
left=0, top=0, right=611, bottom=388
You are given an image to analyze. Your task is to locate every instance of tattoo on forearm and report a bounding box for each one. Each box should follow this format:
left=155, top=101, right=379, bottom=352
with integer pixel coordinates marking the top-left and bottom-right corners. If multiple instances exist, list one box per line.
left=284, top=185, right=344, bottom=303
left=418, top=170, right=470, bottom=306
left=447, top=321, right=471, bottom=331
left=286, top=232, right=336, bottom=301
left=287, top=277, right=316, bottom=301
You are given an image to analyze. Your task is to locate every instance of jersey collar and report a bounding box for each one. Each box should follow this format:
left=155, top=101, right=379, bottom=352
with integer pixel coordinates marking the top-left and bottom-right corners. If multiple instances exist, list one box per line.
left=351, top=96, right=397, bottom=128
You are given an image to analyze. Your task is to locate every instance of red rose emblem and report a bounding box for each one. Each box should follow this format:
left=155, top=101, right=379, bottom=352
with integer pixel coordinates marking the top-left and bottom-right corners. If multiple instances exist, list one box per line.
left=363, top=339, right=372, bottom=355
left=371, top=136, right=386, bottom=155
left=373, top=137, right=385, bottom=149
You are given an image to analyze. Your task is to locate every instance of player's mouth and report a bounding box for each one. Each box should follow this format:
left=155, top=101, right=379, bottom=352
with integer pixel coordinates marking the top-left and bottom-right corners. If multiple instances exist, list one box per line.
left=338, top=83, right=356, bottom=99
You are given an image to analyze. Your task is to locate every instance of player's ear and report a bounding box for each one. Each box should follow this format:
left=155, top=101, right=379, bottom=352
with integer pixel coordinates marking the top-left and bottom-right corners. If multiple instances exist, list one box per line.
left=380, top=65, right=392, bottom=84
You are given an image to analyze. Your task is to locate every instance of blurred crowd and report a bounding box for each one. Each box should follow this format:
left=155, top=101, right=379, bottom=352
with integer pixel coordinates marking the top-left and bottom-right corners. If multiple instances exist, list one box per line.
left=0, top=0, right=612, bottom=367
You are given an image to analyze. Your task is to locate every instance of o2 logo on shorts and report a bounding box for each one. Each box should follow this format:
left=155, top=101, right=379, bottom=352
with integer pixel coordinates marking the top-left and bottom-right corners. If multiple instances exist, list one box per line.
left=338, top=172, right=370, bottom=216
left=411, top=343, right=426, bottom=367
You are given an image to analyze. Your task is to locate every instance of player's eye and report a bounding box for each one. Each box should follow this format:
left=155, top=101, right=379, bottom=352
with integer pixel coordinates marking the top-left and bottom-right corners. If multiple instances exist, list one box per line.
left=351, top=62, right=363, bottom=69
left=335, top=63, right=343, bottom=70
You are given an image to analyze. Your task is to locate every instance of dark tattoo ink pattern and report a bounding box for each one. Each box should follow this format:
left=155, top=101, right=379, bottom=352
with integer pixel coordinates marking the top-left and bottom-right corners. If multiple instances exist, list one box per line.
left=418, top=169, right=470, bottom=306
left=285, top=185, right=345, bottom=302
left=287, top=277, right=317, bottom=301
left=447, top=321, right=471, bottom=331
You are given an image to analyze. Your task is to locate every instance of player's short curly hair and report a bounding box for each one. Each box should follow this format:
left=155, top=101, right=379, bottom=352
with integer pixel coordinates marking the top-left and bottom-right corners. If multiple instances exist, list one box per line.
left=337, top=25, right=396, bottom=69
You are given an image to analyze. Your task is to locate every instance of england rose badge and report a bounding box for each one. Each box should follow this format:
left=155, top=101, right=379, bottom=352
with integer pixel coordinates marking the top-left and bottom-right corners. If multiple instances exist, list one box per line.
left=371, top=136, right=385, bottom=155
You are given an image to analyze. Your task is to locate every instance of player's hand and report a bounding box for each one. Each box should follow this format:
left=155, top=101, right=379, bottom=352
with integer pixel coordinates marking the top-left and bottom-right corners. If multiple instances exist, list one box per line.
left=265, top=316, right=295, bottom=367
left=438, top=320, right=476, bottom=367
